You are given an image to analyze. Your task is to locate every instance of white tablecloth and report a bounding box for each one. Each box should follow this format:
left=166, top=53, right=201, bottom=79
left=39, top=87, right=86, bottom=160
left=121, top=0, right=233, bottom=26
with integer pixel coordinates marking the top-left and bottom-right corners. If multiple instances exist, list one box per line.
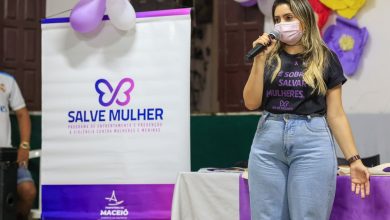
left=171, top=172, right=241, bottom=220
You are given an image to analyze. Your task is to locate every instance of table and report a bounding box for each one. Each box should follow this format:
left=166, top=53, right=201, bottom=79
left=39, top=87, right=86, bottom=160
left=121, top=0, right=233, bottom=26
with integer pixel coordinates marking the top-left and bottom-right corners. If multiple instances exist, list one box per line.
left=171, top=172, right=241, bottom=220
left=171, top=172, right=390, bottom=220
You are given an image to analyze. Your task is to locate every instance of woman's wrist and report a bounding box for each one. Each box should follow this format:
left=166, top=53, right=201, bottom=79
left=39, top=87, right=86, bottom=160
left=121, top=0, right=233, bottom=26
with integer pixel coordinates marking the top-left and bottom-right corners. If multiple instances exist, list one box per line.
left=19, top=141, right=30, bottom=150
left=349, top=158, right=363, bottom=167
left=346, top=154, right=362, bottom=166
left=254, top=54, right=267, bottom=63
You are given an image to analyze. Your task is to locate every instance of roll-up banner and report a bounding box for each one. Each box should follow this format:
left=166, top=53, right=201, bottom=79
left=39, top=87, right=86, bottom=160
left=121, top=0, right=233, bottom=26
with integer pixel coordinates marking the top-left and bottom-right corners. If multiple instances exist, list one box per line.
left=41, top=9, right=191, bottom=219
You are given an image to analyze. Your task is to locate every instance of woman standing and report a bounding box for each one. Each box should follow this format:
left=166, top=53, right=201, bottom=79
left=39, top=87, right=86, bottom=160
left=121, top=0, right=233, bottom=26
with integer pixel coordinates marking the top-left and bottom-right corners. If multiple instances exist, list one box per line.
left=243, top=0, right=370, bottom=219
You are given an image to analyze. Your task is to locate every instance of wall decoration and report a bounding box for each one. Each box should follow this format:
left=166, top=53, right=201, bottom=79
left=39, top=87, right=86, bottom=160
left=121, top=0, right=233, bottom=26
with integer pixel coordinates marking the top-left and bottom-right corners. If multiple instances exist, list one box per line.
left=323, top=16, right=369, bottom=76
left=308, top=0, right=331, bottom=32
left=320, top=0, right=366, bottom=19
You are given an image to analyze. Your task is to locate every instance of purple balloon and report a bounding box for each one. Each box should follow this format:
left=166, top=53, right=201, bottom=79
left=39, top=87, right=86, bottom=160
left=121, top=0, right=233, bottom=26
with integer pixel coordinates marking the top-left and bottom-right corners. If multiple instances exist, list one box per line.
left=240, top=0, right=257, bottom=7
left=70, top=0, right=107, bottom=33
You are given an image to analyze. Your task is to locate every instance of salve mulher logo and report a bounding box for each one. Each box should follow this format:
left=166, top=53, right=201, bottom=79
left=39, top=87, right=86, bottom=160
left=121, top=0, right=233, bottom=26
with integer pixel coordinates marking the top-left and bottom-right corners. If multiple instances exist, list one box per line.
left=67, top=76, right=164, bottom=135
left=95, top=78, right=135, bottom=107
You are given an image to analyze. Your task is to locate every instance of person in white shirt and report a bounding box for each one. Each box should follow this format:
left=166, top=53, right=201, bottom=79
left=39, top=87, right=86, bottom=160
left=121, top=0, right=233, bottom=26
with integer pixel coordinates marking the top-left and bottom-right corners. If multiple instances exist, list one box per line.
left=0, top=71, right=36, bottom=220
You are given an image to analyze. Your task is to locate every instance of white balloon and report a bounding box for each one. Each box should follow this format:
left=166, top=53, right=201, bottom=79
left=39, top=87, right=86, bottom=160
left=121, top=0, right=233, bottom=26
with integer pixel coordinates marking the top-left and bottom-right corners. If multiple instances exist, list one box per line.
left=106, top=0, right=136, bottom=31
left=257, top=0, right=275, bottom=17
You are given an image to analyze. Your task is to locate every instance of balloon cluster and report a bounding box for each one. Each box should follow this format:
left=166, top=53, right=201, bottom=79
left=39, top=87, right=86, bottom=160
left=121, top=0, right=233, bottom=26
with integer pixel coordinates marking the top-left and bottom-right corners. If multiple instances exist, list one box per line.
left=70, top=0, right=136, bottom=33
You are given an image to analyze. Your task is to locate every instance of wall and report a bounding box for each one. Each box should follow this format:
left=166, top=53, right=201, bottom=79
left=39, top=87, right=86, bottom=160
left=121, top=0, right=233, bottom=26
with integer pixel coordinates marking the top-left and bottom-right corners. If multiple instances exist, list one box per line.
left=341, top=1, right=388, bottom=113
left=328, top=1, right=390, bottom=162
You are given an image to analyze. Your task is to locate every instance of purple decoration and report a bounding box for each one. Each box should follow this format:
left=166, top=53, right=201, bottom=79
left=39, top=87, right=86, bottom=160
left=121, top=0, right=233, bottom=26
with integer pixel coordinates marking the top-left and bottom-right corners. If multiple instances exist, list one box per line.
left=330, top=176, right=390, bottom=220
left=236, top=0, right=258, bottom=7
left=384, top=167, right=390, bottom=172
left=70, top=0, right=106, bottom=33
left=239, top=176, right=390, bottom=220
left=323, top=16, right=369, bottom=77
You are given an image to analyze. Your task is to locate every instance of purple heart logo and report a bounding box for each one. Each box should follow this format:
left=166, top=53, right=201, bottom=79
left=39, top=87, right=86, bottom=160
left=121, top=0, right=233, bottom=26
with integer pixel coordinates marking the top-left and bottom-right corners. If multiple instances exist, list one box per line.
left=95, top=78, right=135, bottom=107
left=280, top=100, right=289, bottom=108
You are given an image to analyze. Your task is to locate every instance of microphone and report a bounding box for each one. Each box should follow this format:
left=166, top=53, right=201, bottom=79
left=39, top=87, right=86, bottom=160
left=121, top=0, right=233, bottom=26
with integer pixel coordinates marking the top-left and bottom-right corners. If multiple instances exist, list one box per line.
left=245, top=30, right=280, bottom=61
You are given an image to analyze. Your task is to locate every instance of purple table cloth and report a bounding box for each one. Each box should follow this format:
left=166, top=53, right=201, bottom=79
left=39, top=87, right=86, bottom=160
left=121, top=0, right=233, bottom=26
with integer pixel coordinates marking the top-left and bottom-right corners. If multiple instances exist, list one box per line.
left=330, top=176, right=390, bottom=220
left=240, top=176, right=390, bottom=220
left=239, top=175, right=251, bottom=220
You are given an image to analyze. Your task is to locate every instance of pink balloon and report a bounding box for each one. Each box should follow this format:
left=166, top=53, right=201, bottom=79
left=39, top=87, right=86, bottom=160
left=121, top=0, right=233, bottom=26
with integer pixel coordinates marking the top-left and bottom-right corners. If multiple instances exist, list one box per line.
left=70, top=0, right=107, bottom=33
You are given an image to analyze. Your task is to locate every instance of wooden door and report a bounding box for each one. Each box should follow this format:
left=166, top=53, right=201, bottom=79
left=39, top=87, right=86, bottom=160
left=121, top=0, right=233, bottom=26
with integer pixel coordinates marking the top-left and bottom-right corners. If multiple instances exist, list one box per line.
left=218, top=1, right=264, bottom=112
left=131, top=0, right=178, bottom=11
left=0, top=0, right=45, bottom=111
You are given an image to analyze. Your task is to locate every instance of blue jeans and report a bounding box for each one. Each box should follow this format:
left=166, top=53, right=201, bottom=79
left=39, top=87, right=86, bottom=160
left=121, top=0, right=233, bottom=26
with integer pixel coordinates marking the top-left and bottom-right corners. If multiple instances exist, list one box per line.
left=248, top=111, right=337, bottom=220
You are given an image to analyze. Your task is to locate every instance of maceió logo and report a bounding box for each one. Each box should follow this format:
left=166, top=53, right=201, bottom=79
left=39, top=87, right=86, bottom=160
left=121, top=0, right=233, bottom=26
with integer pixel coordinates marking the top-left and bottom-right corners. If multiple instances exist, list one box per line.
left=100, top=190, right=129, bottom=218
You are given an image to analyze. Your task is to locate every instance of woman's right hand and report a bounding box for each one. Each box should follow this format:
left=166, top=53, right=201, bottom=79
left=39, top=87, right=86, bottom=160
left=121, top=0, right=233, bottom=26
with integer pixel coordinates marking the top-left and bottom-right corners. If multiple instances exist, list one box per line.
left=252, top=33, right=277, bottom=61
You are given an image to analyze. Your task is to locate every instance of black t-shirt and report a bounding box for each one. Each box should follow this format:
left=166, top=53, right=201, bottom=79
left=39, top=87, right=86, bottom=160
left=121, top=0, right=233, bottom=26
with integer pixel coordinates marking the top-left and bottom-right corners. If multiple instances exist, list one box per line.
left=261, top=49, right=346, bottom=115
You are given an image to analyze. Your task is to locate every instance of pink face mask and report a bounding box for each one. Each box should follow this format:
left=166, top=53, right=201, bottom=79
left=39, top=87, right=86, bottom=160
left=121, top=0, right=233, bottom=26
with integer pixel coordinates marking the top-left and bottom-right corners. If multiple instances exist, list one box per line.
left=274, top=21, right=303, bottom=45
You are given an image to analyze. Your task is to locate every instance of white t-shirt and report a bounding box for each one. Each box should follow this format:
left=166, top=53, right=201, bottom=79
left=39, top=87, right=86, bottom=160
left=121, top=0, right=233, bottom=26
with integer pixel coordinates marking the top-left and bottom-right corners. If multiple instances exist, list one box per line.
left=0, top=72, right=26, bottom=147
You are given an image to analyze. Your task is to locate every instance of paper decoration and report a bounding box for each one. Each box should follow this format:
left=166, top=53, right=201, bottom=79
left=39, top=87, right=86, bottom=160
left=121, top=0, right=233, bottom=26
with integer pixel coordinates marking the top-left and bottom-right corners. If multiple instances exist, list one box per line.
left=320, top=0, right=366, bottom=19
left=323, top=16, right=369, bottom=76
left=308, top=0, right=331, bottom=32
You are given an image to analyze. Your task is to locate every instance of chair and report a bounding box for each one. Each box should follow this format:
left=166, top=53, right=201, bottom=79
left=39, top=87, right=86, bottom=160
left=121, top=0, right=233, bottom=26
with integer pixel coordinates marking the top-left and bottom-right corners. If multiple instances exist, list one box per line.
left=337, top=154, right=380, bottom=167
left=0, top=147, right=17, bottom=220
left=233, top=160, right=248, bottom=168
left=361, top=154, right=380, bottom=167
left=337, top=157, right=349, bottom=166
